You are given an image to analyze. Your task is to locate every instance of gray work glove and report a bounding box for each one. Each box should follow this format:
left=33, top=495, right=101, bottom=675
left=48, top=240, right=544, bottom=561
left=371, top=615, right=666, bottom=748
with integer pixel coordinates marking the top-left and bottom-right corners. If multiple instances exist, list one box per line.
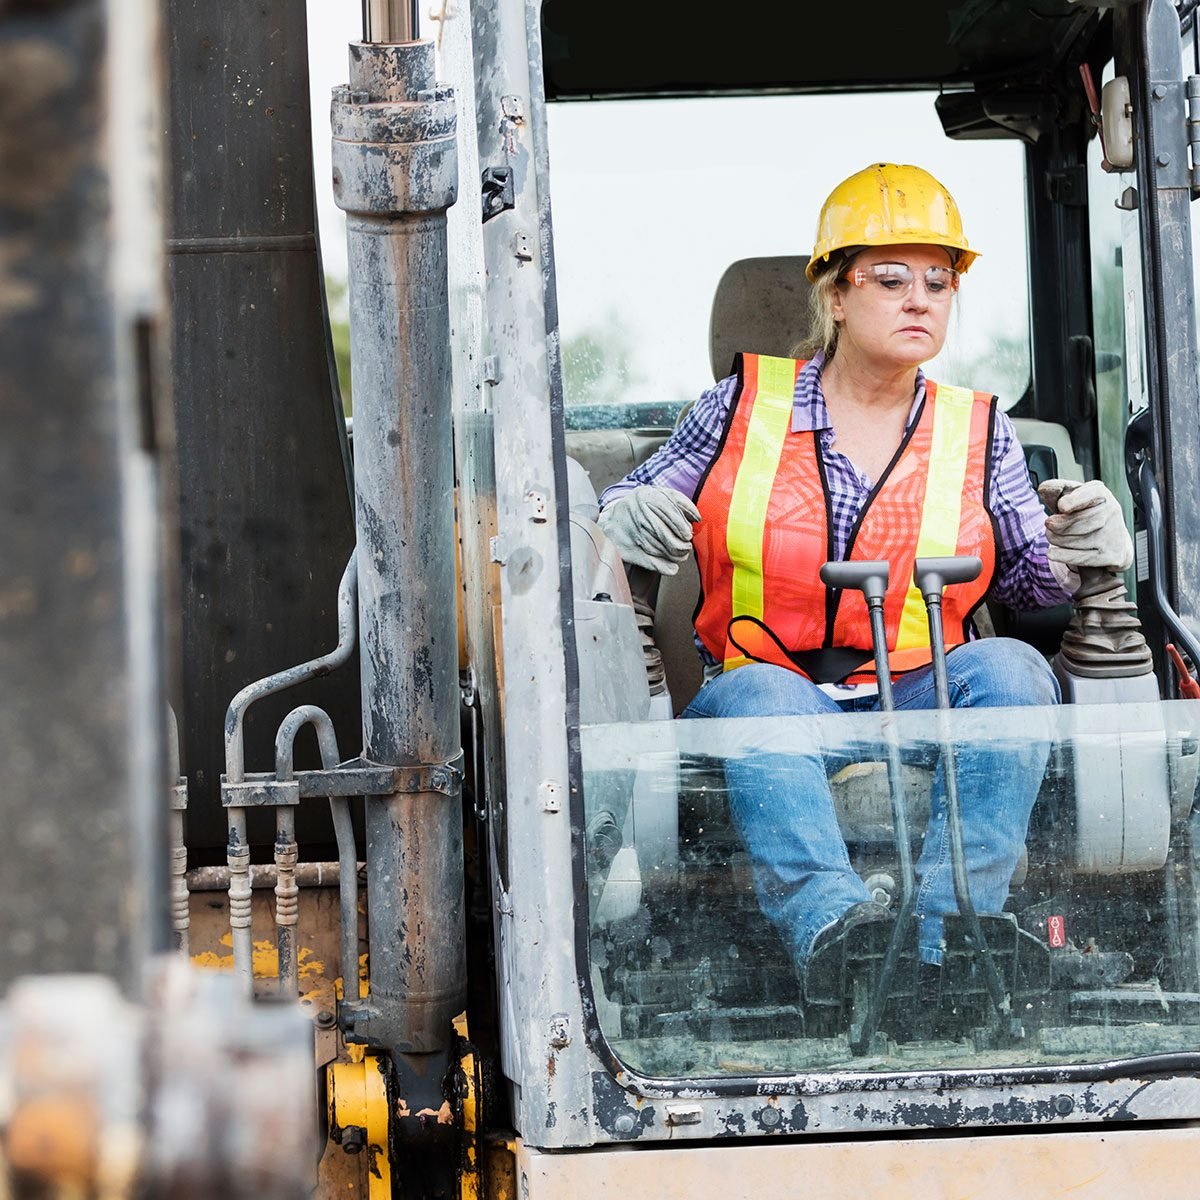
left=1038, top=478, right=1134, bottom=573
left=597, top=485, right=701, bottom=576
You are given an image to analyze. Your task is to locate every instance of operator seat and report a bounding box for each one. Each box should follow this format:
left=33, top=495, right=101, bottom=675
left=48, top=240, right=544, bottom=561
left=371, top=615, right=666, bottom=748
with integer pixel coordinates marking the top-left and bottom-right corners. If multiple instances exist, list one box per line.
left=653, top=256, right=817, bottom=712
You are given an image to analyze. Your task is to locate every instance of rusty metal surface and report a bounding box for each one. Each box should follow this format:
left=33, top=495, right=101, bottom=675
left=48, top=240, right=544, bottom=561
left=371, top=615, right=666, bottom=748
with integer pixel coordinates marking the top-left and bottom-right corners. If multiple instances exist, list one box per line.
left=333, top=37, right=466, bottom=1060
left=188, top=880, right=363, bottom=1010
left=462, top=0, right=593, bottom=1145
left=164, top=0, right=359, bottom=853
left=515, top=1126, right=1200, bottom=1198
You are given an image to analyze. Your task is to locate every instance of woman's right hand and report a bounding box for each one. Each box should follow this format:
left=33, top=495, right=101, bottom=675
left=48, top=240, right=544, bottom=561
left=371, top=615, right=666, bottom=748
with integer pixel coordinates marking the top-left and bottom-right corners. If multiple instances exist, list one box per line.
left=597, top=485, right=701, bottom=575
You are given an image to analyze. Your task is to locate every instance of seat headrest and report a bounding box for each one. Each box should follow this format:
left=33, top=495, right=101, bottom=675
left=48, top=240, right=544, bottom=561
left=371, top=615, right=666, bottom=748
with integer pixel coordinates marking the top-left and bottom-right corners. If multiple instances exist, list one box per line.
left=708, top=256, right=814, bottom=381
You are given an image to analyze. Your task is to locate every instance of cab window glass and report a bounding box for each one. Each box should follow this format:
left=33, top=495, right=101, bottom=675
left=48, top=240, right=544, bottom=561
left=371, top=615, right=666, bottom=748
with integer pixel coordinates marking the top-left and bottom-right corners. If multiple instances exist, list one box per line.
left=584, top=703, right=1200, bottom=1078
left=547, top=93, right=1032, bottom=430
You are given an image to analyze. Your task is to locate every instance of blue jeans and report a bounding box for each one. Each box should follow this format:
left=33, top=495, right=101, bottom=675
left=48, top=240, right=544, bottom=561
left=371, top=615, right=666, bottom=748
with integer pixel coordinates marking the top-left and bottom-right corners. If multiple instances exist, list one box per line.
left=681, top=639, right=1060, bottom=967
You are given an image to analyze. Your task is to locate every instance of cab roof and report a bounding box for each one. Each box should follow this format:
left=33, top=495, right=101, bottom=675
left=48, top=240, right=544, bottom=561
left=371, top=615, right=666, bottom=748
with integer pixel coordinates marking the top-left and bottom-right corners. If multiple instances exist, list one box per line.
left=541, top=0, right=1103, bottom=101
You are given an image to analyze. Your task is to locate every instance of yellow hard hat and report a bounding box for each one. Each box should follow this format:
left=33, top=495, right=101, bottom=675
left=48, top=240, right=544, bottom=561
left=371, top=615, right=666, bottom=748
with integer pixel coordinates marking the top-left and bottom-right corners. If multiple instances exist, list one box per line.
left=806, top=163, right=979, bottom=282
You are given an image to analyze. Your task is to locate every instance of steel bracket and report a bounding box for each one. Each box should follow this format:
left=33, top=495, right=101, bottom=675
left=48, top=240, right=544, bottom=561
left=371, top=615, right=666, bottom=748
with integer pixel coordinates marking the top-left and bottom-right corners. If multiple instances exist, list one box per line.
left=221, top=778, right=301, bottom=808
left=1147, top=76, right=1189, bottom=192
left=220, top=753, right=464, bottom=806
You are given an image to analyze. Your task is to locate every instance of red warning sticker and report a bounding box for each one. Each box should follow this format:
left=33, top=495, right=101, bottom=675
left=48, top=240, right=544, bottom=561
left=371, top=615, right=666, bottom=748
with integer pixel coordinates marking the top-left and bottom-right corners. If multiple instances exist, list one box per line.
left=1047, top=915, right=1067, bottom=949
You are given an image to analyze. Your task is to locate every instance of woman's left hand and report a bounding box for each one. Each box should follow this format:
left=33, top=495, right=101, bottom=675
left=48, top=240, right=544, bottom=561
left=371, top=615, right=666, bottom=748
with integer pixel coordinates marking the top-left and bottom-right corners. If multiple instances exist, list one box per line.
left=1038, top=478, right=1134, bottom=572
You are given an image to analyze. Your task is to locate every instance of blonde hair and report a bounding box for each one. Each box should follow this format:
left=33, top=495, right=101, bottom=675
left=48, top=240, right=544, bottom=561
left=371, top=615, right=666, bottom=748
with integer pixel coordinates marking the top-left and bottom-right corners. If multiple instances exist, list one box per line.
left=792, top=262, right=843, bottom=361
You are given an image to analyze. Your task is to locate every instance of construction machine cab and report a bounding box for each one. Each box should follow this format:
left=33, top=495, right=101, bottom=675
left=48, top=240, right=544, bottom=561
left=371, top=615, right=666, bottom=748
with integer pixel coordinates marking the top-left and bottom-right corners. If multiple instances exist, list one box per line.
left=452, top=0, right=1200, bottom=1133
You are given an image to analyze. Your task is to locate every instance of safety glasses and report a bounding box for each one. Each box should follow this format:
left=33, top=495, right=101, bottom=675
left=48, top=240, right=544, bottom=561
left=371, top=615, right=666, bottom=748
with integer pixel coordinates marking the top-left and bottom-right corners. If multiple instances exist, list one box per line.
left=847, top=262, right=960, bottom=301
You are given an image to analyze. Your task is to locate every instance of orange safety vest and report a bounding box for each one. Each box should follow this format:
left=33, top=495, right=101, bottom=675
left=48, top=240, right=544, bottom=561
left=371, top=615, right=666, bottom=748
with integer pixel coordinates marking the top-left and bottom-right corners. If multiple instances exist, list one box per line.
left=693, top=353, right=998, bottom=685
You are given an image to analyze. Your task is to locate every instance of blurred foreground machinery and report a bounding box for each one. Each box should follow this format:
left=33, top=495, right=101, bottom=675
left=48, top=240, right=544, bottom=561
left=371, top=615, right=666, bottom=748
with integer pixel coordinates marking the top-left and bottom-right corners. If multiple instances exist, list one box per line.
left=0, top=0, right=315, bottom=1194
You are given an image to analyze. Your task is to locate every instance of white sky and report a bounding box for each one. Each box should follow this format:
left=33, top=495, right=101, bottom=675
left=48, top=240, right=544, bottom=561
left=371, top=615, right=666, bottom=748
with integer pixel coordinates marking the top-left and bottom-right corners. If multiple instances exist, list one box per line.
left=307, top=3, right=360, bottom=280
left=307, top=8, right=1031, bottom=405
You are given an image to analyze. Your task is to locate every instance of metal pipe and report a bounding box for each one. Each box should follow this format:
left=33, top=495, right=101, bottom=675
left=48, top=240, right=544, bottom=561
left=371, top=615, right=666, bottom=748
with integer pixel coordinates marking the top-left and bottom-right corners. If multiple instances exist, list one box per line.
left=170, top=810, right=189, bottom=955
left=274, top=705, right=358, bottom=1001
left=329, top=792, right=362, bottom=1007
left=274, top=806, right=300, bottom=998
left=186, top=861, right=361, bottom=891
left=222, top=560, right=354, bottom=985
left=168, top=707, right=190, bottom=954
left=223, top=552, right=357, bottom=786
left=333, top=39, right=464, bottom=1056
left=226, top=807, right=253, bottom=992
left=362, top=0, right=421, bottom=44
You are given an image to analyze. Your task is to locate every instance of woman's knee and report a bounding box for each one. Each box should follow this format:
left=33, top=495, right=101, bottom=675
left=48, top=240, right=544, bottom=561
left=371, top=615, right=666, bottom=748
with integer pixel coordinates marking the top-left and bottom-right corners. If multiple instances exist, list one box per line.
left=946, top=637, right=1060, bottom=708
left=684, top=662, right=837, bottom=719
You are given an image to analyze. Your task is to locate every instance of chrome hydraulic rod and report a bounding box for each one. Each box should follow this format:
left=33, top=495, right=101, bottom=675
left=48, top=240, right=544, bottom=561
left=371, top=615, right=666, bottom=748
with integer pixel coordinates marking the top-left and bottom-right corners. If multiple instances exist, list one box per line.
left=362, top=0, right=420, bottom=43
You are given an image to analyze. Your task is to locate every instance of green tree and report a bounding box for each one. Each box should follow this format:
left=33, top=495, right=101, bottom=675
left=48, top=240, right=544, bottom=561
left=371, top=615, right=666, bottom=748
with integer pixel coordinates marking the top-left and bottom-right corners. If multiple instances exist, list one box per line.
left=561, top=312, right=643, bottom=408
left=325, top=276, right=352, bottom=415
left=942, top=329, right=1031, bottom=408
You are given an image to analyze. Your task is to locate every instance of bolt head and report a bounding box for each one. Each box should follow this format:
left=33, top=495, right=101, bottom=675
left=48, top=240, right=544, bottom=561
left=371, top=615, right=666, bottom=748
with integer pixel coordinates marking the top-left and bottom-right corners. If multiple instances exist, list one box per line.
left=613, top=1112, right=637, bottom=1135
left=315, top=1009, right=336, bottom=1029
left=1158, top=153, right=1172, bottom=167
left=1153, top=84, right=1168, bottom=100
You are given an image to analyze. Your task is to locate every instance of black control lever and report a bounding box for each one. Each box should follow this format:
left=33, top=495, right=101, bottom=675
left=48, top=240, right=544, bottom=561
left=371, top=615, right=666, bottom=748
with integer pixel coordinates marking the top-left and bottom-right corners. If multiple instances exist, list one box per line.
left=1125, top=408, right=1200, bottom=674
left=912, top=555, right=1015, bottom=1032
left=820, top=561, right=891, bottom=707
left=820, top=560, right=916, bottom=1053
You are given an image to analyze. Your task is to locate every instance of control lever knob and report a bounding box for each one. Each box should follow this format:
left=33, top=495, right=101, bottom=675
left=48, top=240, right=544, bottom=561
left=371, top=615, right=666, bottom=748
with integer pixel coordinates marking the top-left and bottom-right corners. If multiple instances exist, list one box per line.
left=913, top=555, right=982, bottom=600
left=820, top=560, right=890, bottom=604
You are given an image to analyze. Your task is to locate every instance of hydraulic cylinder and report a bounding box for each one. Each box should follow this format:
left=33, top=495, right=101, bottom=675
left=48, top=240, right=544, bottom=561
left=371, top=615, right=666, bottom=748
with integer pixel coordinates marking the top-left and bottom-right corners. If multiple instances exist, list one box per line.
left=332, top=39, right=465, bottom=1056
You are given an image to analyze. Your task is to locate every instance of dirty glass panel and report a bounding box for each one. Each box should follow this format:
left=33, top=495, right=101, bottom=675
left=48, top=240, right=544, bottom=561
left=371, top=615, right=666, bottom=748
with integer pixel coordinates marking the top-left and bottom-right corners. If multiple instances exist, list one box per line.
left=583, top=701, right=1200, bottom=1078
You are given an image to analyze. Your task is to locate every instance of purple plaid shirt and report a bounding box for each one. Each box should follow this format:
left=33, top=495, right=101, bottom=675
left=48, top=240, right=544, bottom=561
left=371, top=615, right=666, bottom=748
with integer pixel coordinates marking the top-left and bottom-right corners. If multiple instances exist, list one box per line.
left=600, top=352, right=1071, bottom=637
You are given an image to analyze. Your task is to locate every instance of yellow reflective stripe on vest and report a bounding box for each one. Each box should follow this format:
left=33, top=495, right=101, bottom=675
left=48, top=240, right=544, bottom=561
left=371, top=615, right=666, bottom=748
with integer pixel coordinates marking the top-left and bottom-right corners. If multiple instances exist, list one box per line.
left=895, top=384, right=977, bottom=651
left=724, top=356, right=796, bottom=668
